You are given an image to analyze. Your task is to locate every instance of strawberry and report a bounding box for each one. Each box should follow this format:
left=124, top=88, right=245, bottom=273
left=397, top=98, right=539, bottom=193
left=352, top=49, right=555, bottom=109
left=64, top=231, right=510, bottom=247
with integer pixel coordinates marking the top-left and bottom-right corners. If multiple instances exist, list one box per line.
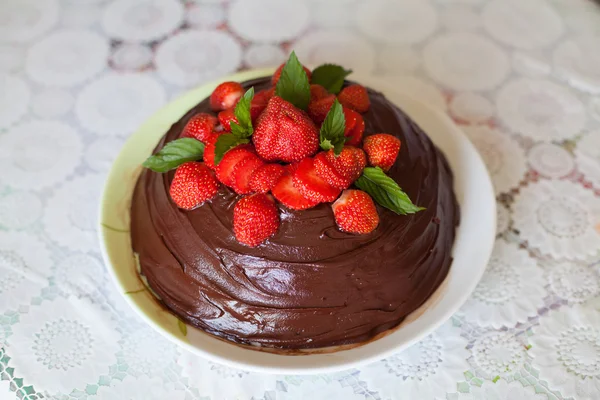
left=310, top=84, right=329, bottom=101
left=253, top=96, right=319, bottom=163
left=352, top=146, right=367, bottom=171
left=210, top=81, right=244, bottom=111
left=250, top=88, right=274, bottom=122
left=215, top=145, right=255, bottom=187
left=233, top=193, right=279, bottom=247
left=218, top=108, right=237, bottom=131
left=315, top=146, right=365, bottom=189
left=203, top=133, right=222, bottom=170
left=363, top=134, right=401, bottom=172
left=343, top=107, right=365, bottom=146
left=332, top=190, right=379, bottom=234
left=169, top=162, right=219, bottom=210
left=338, top=84, right=370, bottom=113
left=293, top=158, right=341, bottom=203
left=272, top=173, right=319, bottom=210
left=249, top=163, right=286, bottom=194
left=272, top=63, right=312, bottom=86
left=314, top=152, right=350, bottom=190
left=307, top=94, right=335, bottom=124
left=181, top=113, right=218, bottom=143
left=231, top=155, right=265, bottom=194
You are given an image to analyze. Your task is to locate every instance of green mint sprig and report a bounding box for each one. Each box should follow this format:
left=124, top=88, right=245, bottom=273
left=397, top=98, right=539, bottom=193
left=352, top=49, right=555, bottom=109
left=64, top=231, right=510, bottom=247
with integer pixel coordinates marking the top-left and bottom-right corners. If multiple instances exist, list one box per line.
left=311, top=64, right=352, bottom=94
left=275, top=51, right=311, bottom=110
left=355, top=167, right=425, bottom=215
left=319, top=99, right=346, bottom=155
left=214, top=87, right=255, bottom=164
left=229, top=87, right=254, bottom=138
left=142, top=138, right=205, bottom=173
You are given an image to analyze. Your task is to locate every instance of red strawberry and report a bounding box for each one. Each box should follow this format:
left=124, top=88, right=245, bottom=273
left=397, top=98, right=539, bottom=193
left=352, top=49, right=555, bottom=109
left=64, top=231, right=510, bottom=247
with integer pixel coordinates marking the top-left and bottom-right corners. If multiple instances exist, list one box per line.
left=285, top=162, right=300, bottom=174
left=234, top=193, right=279, bottom=247
left=181, top=113, right=218, bottom=143
left=253, top=96, right=319, bottom=163
left=293, top=158, right=341, bottom=203
left=307, top=94, right=335, bottom=124
left=218, top=108, right=237, bottom=131
left=231, top=155, right=265, bottom=194
left=363, top=134, right=401, bottom=172
left=203, top=133, right=222, bottom=170
left=210, top=81, right=244, bottom=111
left=338, top=84, right=370, bottom=113
left=169, top=162, right=219, bottom=210
left=343, top=107, right=365, bottom=146
left=272, top=63, right=312, bottom=86
left=249, top=163, right=286, bottom=194
left=332, top=190, right=379, bottom=234
left=314, top=146, right=366, bottom=189
left=352, top=146, right=367, bottom=171
left=314, top=152, right=350, bottom=189
left=250, top=88, right=274, bottom=122
left=310, top=84, right=329, bottom=101
left=215, top=145, right=255, bottom=187
left=272, top=173, right=319, bottom=210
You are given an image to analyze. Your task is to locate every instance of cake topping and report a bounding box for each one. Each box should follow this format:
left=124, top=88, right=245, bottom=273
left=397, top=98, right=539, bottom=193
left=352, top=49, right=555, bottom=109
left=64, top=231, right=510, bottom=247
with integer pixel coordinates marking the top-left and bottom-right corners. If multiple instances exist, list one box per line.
left=293, top=157, right=341, bottom=203
left=181, top=112, right=218, bottom=142
left=169, top=162, right=219, bottom=210
left=363, top=133, right=401, bottom=172
left=338, top=84, right=371, bottom=113
left=215, top=144, right=255, bottom=188
left=271, top=172, right=319, bottom=210
left=355, top=167, right=425, bottom=215
left=310, top=64, right=352, bottom=94
left=233, top=193, right=279, bottom=247
left=210, top=81, right=244, bottom=111
left=248, top=163, right=286, bottom=194
left=142, top=52, right=425, bottom=246
left=342, top=107, right=365, bottom=146
left=318, top=99, right=346, bottom=155
left=142, top=137, right=205, bottom=173
left=273, top=51, right=311, bottom=110
left=252, top=96, right=319, bottom=163
left=332, top=189, right=380, bottom=234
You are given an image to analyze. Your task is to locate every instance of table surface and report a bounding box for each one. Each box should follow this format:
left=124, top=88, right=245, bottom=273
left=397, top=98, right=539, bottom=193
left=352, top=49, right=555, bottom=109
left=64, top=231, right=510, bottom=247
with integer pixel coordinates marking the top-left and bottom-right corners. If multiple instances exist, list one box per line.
left=2, top=0, right=600, bottom=399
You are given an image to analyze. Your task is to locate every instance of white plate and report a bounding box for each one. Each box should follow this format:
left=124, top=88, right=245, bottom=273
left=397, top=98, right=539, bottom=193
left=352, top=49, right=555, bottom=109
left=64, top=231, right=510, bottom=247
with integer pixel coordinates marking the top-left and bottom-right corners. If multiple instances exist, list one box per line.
left=99, top=69, right=495, bottom=374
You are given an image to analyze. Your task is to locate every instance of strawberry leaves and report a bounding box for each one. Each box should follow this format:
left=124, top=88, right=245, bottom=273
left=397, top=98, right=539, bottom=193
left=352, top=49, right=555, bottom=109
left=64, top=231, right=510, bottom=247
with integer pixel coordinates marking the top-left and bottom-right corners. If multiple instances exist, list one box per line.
left=355, top=167, right=425, bottom=215
left=319, top=99, right=346, bottom=155
left=275, top=51, right=311, bottom=110
left=311, top=64, right=352, bottom=94
left=142, top=138, right=205, bottom=173
left=215, top=87, right=255, bottom=164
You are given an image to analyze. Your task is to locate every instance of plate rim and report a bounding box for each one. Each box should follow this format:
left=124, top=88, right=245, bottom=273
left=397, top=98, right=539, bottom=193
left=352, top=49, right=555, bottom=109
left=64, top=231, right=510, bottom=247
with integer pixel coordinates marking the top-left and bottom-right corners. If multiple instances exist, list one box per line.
left=98, top=69, right=496, bottom=374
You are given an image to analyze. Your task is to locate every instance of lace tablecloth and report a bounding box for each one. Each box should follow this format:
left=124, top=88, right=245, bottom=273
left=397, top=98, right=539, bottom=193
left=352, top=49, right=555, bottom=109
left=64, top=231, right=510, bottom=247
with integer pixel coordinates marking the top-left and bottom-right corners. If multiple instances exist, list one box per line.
left=2, top=0, right=600, bottom=399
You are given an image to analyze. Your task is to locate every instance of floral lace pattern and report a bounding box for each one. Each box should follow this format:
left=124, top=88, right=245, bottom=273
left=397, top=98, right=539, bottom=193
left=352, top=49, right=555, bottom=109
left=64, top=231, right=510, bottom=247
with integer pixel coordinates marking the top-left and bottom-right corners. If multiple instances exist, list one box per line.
left=2, top=0, right=600, bottom=398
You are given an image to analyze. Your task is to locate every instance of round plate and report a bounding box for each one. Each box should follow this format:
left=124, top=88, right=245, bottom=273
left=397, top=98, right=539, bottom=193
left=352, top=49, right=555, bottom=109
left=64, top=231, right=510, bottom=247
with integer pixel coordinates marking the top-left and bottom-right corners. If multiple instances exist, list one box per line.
left=99, top=69, right=495, bottom=374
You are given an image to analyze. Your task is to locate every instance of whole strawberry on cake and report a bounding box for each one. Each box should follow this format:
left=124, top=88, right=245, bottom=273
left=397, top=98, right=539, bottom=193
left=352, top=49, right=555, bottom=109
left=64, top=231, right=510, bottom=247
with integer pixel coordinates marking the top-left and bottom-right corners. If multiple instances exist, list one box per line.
left=131, top=52, right=459, bottom=349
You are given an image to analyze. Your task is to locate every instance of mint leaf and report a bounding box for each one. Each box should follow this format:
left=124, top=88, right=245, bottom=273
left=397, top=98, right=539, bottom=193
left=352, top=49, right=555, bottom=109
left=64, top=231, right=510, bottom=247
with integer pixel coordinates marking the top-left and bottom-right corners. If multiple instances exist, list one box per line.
left=355, top=167, right=425, bottom=215
left=142, top=138, right=204, bottom=173
left=320, top=99, right=346, bottom=155
left=275, top=51, right=310, bottom=110
left=230, top=87, right=254, bottom=138
left=214, top=133, right=250, bottom=165
left=311, top=64, right=352, bottom=94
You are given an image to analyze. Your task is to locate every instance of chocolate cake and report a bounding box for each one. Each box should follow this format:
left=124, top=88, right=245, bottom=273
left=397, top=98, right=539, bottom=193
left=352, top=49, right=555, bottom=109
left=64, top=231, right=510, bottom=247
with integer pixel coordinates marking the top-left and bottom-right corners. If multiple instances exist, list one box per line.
left=131, top=64, right=458, bottom=350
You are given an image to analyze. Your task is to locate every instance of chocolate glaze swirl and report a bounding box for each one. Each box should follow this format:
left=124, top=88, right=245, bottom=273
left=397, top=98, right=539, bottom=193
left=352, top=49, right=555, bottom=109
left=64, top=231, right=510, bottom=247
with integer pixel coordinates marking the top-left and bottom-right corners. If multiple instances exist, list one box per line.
left=130, top=77, right=459, bottom=349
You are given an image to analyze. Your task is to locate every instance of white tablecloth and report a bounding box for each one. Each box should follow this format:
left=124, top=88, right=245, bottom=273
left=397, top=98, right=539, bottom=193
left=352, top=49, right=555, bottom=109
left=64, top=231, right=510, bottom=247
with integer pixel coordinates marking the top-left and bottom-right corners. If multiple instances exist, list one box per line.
left=2, top=0, right=600, bottom=399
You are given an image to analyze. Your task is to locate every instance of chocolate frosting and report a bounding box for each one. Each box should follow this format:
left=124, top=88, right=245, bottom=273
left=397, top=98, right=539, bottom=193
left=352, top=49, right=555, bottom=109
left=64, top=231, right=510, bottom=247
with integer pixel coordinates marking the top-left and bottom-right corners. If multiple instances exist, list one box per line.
left=130, top=78, right=459, bottom=349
